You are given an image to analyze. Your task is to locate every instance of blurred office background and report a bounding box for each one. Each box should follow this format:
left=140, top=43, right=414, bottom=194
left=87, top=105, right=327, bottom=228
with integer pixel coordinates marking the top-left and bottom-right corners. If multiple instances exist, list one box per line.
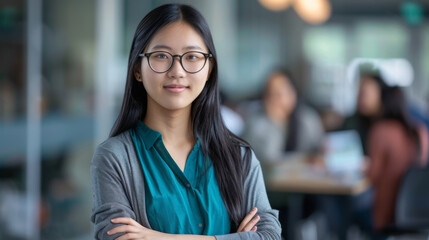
left=1, top=0, right=428, bottom=239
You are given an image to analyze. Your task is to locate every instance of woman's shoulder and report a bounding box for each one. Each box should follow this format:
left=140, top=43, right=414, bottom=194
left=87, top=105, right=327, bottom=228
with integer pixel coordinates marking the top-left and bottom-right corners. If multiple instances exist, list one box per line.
left=246, top=110, right=270, bottom=124
left=96, top=131, right=133, bottom=153
left=296, top=104, right=321, bottom=123
left=245, top=111, right=279, bottom=133
left=371, top=119, right=405, bottom=134
left=92, top=131, right=135, bottom=166
left=296, top=104, right=324, bottom=135
left=369, top=120, right=416, bottom=145
left=240, top=146, right=262, bottom=171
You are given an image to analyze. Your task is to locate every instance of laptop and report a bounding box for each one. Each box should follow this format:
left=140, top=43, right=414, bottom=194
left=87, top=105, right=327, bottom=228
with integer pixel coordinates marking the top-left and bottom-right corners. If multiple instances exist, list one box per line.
left=324, top=130, right=364, bottom=175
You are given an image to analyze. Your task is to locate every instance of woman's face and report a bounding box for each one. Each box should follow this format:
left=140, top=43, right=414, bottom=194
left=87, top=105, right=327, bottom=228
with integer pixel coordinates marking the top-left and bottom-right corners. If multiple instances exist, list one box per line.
left=357, top=76, right=382, bottom=117
left=137, top=21, right=211, bottom=112
left=264, top=73, right=297, bottom=121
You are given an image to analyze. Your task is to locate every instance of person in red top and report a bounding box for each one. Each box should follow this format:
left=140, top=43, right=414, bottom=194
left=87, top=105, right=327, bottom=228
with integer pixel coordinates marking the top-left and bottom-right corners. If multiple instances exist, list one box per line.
left=366, top=80, right=429, bottom=230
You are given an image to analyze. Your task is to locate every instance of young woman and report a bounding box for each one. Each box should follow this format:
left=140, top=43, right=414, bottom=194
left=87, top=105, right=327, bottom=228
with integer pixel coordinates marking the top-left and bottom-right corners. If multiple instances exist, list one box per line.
left=367, top=84, right=428, bottom=230
left=242, top=69, right=324, bottom=163
left=90, top=4, right=281, bottom=240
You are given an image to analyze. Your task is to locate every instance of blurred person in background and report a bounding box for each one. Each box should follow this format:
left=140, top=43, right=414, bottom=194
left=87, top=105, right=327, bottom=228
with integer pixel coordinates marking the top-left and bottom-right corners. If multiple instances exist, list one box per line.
left=329, top=73, right=387, bottom=239
left=341, top=73, right=386, bottom=155
left=340, top=73, right=429, bottom=239
left=366, top=84, right=428, bottom=232
left=241, top=69, right=325, bottom=239
left=90, top=4, right=281, bottom=240
left=241, top=69, right=324, bottom=163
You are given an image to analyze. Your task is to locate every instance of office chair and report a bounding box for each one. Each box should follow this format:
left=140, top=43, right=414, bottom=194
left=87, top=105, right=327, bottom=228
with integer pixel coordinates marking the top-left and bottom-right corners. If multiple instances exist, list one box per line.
left=382, top=167, right=429, bottom=239
left=395, top=167, right=429, bottom=231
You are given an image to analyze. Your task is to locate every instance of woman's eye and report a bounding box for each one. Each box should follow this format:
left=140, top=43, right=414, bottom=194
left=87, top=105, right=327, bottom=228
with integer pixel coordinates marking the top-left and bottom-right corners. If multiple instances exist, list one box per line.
left=154, top=53, right=169, bottom=59
left=186, top=54, right=201, bottom=60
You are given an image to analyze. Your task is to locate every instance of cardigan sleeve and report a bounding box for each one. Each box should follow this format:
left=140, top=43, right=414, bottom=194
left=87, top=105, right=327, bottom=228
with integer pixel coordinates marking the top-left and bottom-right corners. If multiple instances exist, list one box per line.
left=90, top=143, right=137, bottom=240
left=215, top=151, right=282, bottom=240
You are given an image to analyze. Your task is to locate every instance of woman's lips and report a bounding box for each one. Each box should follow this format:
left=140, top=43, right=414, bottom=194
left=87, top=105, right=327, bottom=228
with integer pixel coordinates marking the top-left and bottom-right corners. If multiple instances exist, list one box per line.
left=164, top=84, right=188, bottom=93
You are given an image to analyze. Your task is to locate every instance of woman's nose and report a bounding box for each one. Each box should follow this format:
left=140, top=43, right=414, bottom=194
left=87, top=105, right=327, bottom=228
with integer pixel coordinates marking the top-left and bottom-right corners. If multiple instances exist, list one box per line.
left=167, top=56, right=186, bottom=78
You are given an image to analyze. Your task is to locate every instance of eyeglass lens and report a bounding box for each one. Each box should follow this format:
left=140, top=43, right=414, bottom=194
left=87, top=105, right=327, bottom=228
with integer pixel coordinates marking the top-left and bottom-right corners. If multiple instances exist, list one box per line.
left=148, top=51, right=208, bottom=73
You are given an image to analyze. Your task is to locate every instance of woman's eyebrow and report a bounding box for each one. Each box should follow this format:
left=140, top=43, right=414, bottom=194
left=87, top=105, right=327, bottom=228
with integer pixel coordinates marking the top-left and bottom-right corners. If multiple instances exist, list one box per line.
left=151, top=44, right=172, bottom=50
left=150, top=45, right=204, bottom=51
left=152, top=45, right=173, bottom=50
left=183, top=45, right=203, bottom=51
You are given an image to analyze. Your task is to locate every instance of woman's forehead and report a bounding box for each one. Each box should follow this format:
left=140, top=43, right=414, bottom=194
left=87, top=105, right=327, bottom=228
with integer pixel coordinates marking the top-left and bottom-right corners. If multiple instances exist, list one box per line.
left=146, top=21, right=208, bottom=52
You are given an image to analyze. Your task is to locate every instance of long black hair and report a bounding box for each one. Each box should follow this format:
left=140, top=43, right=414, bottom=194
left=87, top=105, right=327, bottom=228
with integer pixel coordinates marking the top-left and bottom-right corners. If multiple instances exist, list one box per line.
left=110, top=4, right=251, bottom=230
left=380, top=84, right=420, bottom=147
left=281, top=70, right=300, bottom=151
left=355, top=75, right=387, bottom=154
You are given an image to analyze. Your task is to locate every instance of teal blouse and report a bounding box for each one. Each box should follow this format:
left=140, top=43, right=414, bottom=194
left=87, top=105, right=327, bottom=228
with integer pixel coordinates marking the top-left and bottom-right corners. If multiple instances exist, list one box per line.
left=129, top=122, right=231, bottom=235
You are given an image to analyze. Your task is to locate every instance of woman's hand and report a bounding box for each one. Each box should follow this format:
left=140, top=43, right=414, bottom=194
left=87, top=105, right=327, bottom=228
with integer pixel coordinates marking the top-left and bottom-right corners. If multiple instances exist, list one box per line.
left=237, top=207, right=260, bottom=232
left=108, top=217, right=168, bottom=240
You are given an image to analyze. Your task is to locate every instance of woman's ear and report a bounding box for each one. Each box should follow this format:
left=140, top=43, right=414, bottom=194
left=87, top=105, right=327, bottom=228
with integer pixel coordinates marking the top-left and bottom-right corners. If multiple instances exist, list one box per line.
left=134, top=64, right=142, bottom=82
left=207, top=58, right=214, bottom=80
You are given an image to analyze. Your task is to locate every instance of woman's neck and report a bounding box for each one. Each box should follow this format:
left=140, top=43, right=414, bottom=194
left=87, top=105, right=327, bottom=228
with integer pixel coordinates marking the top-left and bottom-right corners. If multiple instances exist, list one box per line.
left=143, top=103, right=195, bottom=147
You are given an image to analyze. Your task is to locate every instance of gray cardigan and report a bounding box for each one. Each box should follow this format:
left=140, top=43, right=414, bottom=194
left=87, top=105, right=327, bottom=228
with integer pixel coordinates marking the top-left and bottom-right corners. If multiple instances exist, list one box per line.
left=91, top=131, right=281, bottom=240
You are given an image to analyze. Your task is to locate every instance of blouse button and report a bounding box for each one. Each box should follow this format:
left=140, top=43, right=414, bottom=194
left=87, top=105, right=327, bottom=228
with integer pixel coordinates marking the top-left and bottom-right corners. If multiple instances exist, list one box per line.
left=198, top=223, right=203, bottom=228
left=186, top=183, right=191, bottom=188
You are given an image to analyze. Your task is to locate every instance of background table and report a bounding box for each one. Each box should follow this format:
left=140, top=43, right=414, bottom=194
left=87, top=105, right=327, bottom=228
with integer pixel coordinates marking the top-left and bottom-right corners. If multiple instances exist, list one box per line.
left=264, top=155, right=369, bottom=195
left=263, top=154, right=370, bottom=240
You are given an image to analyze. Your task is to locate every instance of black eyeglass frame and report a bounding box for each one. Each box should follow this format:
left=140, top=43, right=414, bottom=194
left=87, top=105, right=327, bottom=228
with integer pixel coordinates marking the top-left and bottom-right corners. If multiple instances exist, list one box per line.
left=138, top=51, right=213, bottom=74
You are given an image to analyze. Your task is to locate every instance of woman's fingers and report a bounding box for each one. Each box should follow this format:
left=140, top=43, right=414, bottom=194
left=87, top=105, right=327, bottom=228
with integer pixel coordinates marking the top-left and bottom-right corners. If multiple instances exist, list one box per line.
left=107, top=217, right=170, bottom=240
left=108, top=225, right=140, bottom=235
left=108, top=217, right=146, bottom=237
left=240, top=215, right=260, bottom=232
left=237, top=207, right=258, bottom=232
left=251, top=226, right=257, bottom=232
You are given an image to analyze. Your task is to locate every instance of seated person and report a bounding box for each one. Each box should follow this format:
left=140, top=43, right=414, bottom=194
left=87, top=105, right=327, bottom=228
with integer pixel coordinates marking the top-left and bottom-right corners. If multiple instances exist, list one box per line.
left=240, top=69, right=324, bottom=239
left=341, top=73, right=428, bottom=239
left=366, top=85, right=428, bottom=230
left=241, top=69, right=324, bottom=163
left=341, top=74, right=386, bottom=155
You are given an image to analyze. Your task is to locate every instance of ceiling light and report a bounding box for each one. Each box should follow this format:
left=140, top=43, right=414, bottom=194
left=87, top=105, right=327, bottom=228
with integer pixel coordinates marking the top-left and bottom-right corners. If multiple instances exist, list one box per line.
left=293, top=0, right=332, bottom=24
left=258, top=0, right=294, bottom=11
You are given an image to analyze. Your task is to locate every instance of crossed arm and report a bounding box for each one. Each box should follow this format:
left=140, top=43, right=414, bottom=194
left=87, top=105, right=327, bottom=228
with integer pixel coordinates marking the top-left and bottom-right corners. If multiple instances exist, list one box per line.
left=90, top=142, right=281, bottom=240
left=106, top=208, right=260, bottom=240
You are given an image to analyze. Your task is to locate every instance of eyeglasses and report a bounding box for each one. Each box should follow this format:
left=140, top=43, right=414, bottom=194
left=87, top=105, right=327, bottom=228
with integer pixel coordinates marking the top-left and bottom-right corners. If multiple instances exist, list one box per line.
left=139, top=51, right=213, bottom=74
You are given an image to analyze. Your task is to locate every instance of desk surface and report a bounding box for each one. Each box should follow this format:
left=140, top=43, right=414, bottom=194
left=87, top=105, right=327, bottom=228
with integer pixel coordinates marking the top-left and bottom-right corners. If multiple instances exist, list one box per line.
left=264, top=155, right=370, bottom=195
